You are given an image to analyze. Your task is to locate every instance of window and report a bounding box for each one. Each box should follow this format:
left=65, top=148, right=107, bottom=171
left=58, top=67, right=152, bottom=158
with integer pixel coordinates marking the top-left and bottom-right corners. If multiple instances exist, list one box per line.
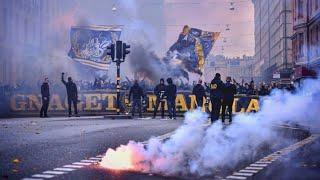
left=317, top=25, right=320, bottom=56
left=298, top=33, right=304, bottom=57
left=1, top=8, right=7, bottom=41
left=298, top=0, right=304, bottom=18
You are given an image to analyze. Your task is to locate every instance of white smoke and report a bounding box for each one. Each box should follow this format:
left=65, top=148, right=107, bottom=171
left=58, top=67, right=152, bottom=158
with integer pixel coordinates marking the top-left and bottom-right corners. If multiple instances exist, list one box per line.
left=100, top=76, right=320, bottom=176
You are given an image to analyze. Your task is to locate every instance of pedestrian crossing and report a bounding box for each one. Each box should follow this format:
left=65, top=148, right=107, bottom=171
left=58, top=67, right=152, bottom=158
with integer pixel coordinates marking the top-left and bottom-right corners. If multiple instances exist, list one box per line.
left=226, top=134, right=320, bottom=180
left=21, top=131, right=174, bottom=180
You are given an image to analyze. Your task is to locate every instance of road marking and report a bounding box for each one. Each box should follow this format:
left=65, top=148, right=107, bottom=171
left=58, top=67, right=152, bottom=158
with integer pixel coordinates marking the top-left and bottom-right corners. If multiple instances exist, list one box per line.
left=225, top=134, right=320, bottom=179
left=81, top=159, right=99, bottom=163
left=54, top=167, right=76, bottom=172
left=256, top=161, right=272, bottom=164
left=245, top=166, right=264, bottom=170
left=239, top=169, right=258, bottom=173
left=226, top=175, right=247, bottom=179
left=23, top=130, right=177, bottom=180
left=72, top=162, right=91, bottom=166
left=43, top=171, right=66, bottom=175
left=32, top=174, right=55, bottom=178
left=63, top=165, right=83, bottom=168
left=233, top=172, right=253, bottom=176
left=250, top=163, right=268, bottom=167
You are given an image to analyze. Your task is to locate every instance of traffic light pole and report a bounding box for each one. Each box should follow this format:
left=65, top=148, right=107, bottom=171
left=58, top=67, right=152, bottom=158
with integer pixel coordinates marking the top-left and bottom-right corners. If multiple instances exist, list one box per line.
left=116, top=60, right=121, bottom=115
left=107, top=40, right=130, bottom=116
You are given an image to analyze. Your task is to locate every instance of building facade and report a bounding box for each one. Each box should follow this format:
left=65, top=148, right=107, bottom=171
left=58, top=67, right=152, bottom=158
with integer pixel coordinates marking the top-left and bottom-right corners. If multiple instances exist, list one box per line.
left=292, top=0, right=320, bottom=72
left=205, top=55, right=254, bottom=83
left=252, top=0, right=293, bottom=82
left=0, top=0, right=75, bottom=85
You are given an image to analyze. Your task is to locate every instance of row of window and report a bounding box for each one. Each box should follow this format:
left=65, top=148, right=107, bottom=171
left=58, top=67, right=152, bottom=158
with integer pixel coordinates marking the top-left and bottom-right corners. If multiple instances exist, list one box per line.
left=294, top=0, right=320, bottom=20
left=293, top=24, right=320, bottom=61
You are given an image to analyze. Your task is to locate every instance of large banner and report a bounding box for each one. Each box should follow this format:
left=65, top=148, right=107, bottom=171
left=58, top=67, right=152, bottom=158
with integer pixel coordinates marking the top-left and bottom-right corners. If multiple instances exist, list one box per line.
left=68, top=25, right=122, bottom=70
left=167, top=25, right=220, bottom=75
left=7, top=91, right=260, bottom=116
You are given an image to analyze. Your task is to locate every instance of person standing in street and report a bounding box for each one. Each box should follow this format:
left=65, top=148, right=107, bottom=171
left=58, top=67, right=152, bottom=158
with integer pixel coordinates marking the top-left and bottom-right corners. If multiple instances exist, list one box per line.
left=129, top=80, right=144, bottom=118
left=192, top=79, right=206, bottom=108
left=61, top=73, right=79, bottom=117
left=209, top=73, right=224, bottom=123
left=153, top=78, right=166, bottom=119
left=221, top=76, right=237, bottom=124
left=165, top=78, right=177, bottom=119
left=40, top=77, right=50, bottom=118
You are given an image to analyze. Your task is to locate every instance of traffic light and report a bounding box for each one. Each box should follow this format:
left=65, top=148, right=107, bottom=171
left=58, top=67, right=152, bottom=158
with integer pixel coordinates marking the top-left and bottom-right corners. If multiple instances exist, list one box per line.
left=122, top=43, right=130, bottom=59
left=106, top=44, right=115, bottom=60
left=116, top=41, right=123, bottom=60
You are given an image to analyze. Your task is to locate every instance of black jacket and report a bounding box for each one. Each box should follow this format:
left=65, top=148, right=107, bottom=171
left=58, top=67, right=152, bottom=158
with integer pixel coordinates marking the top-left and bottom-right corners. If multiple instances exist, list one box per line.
left=62, top=77, right=78, bottom=99
left=192, top=84, right=206, bottom=99
left=41, top=83, right=50, bottom=97
left=209, top=78, right=224, bottom=99
left=154, top=83, right=166, bottom=99
left=129, top=83, right=144, bottom=100
left=222, top=82, right=237, bottom=102
left=165, top=84, right=177, bottom=101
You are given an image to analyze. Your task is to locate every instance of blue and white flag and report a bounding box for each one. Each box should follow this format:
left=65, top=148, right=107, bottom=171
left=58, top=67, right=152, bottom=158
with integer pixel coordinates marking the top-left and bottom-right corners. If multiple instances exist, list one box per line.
left=167, top=25, right=220, bottom=75
left=68, top=25, right=122, bottom=70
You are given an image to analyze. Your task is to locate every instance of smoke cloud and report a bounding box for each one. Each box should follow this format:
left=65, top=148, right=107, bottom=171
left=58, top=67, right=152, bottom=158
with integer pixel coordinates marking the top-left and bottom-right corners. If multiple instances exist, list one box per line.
left=128, top=44, right=190, bottom=82
left=100, top=76, right=320, bottom=176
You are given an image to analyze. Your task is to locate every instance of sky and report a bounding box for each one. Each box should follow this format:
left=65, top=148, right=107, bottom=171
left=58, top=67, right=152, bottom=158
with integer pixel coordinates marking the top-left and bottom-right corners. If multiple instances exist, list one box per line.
left=73, top=0, right=255, bottom=58
left=163, top=0, right=255, bottom=57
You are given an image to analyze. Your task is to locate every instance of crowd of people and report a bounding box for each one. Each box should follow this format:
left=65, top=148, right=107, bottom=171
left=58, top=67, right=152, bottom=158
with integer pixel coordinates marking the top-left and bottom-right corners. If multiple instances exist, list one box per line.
left=1, top=73, right=297, bottom=120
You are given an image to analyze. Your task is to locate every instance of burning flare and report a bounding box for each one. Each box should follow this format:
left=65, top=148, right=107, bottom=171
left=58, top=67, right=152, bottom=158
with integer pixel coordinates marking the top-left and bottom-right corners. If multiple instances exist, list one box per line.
left=100, top=141, right=148, bottom=171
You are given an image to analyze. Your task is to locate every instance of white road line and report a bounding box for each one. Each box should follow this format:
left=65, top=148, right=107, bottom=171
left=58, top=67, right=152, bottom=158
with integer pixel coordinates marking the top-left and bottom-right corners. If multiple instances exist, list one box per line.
left=225, top=134, right=320, bottom=180
left=256, top=161, right=272, bottom=164
left=32, top=174, right=55, bottom=178
left=233, top=172, right=253, bottom=176
left=250, top=163, right=268, bottom=167
left=226, top=175, right=247, bottom=179
left=53, top=167, right=76, bottom=172
left=24, top=130, right=177, bottom=179
left=72, top=162, right=91, bottom=166
left=81, top=159, right=98, bottom=163
left=245, top=166, right=264, bottom=170
left=43, top=171, right=66, bottom=175
left=239, top=169, right=258, bottom=173
left=63, top=165, right=83, bottom=168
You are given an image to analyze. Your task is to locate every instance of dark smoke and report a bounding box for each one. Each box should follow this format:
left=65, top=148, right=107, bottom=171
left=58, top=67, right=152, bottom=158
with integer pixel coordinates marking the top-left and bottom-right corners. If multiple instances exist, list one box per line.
left=128, top=44, right=190, bottom=82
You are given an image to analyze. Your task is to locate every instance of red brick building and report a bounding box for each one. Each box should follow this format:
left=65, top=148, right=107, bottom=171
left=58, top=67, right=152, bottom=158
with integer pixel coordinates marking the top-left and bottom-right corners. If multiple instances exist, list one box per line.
left=292, top=0, right=320, bottom=79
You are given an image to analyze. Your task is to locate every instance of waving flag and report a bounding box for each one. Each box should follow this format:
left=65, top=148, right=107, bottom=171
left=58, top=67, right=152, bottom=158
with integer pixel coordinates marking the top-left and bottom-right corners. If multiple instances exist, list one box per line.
left=68, top=25, right=122, bottom=70
left=167, top=25, right=220, bottom=75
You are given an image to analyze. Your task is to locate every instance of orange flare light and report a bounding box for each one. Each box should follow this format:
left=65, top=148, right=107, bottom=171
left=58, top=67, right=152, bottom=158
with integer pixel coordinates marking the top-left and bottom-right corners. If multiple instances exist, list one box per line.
left=100, top=145, right=135, bottom=170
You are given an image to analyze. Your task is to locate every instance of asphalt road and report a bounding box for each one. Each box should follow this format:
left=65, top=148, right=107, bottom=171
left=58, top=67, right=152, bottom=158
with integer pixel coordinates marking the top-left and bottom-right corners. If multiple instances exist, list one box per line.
left=0, top=116, right=317, bottom=180
left=0, top=116, right=183, bottom=180
left=256, top=137, right=320, bottom=180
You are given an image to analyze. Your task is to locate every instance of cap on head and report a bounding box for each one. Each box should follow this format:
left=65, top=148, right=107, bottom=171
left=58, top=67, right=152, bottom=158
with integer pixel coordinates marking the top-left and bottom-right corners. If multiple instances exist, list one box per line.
left=160, top=78, right=164, bottom=84
left=167, top=78, right=173, bottom=84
